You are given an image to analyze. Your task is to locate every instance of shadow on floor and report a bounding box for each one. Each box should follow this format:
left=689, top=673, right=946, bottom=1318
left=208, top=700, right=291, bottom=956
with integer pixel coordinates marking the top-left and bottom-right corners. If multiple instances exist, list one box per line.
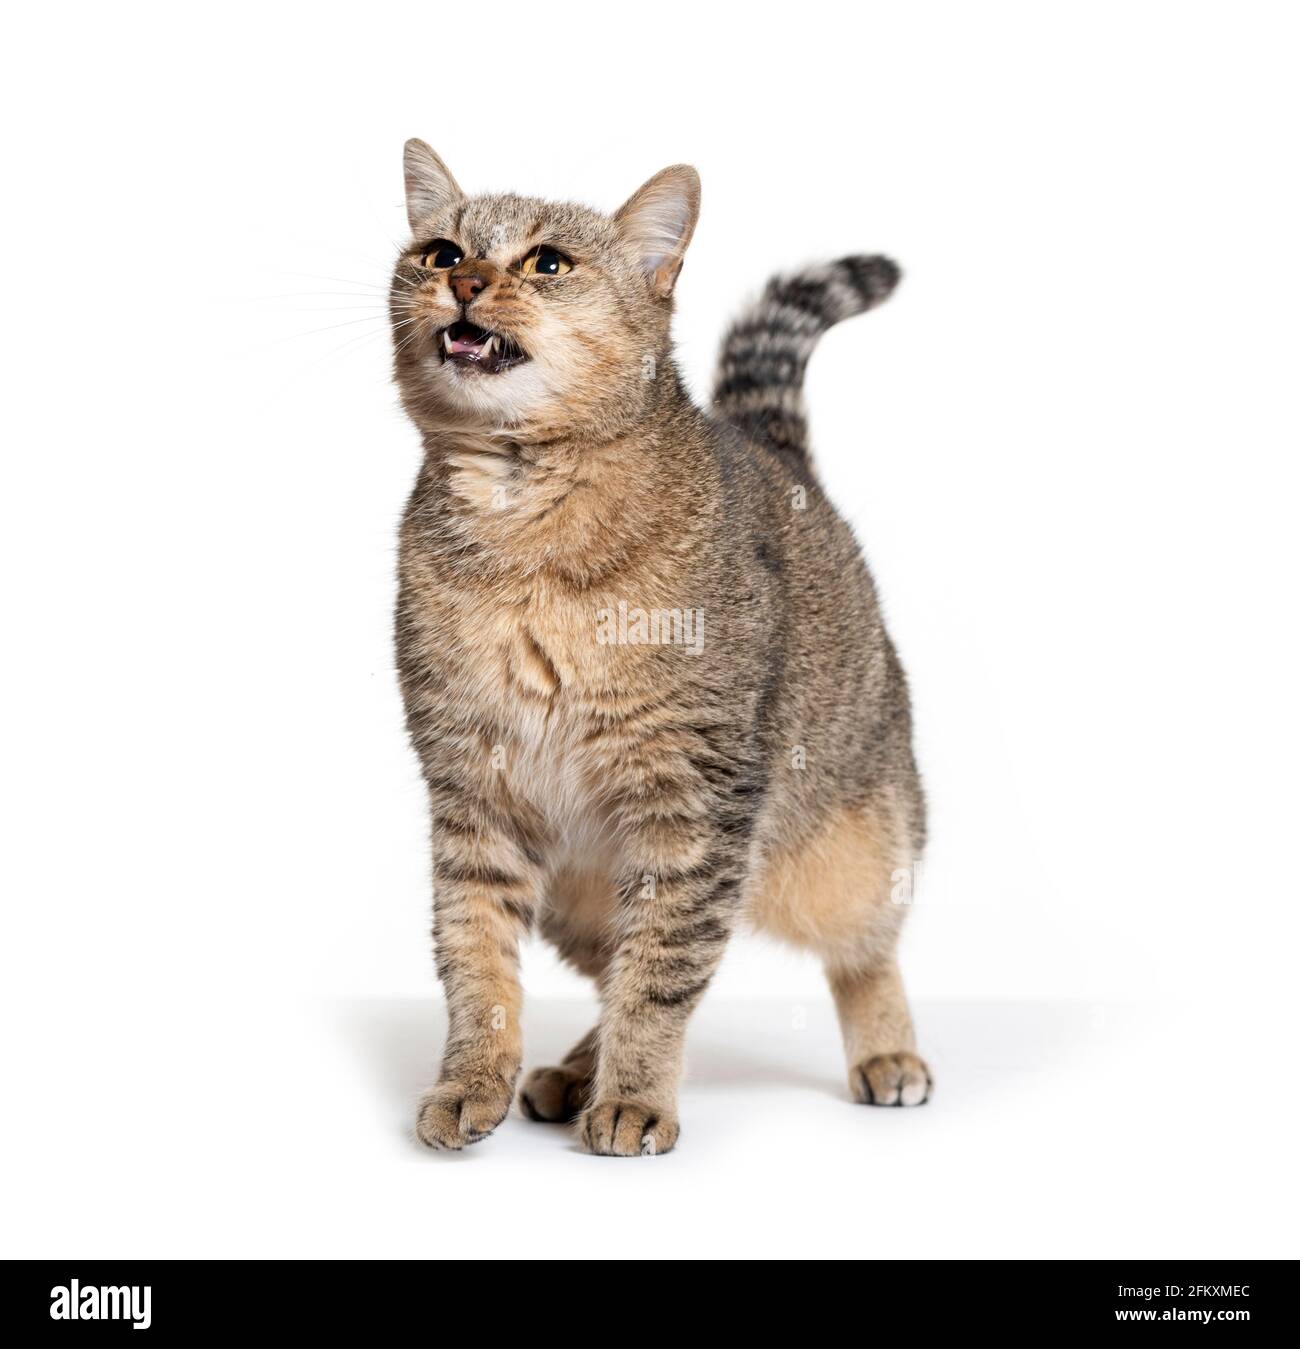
left=330, top=994, right=1122, bottom=1117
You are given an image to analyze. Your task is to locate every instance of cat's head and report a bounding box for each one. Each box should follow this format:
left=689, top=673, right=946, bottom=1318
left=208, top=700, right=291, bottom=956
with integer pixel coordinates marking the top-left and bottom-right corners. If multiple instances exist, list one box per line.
left=391, top=140, right=699, bottom=435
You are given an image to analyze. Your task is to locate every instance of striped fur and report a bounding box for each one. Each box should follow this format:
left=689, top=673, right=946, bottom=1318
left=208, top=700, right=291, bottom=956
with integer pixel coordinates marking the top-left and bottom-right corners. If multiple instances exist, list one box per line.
left=713, top=255, right=900, bottom=461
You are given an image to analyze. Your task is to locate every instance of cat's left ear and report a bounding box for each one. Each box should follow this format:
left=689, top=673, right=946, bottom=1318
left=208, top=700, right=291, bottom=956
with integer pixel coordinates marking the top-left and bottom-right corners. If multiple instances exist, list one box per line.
left=614, top=165, right=701, bottom=297
left=403, top=138, right=464, bottom=233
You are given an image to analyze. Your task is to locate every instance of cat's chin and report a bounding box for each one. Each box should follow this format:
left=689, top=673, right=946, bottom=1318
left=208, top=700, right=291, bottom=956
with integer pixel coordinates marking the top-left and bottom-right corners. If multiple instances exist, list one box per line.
left=423, top=351, right=553, bottom=426
left=437, top=320, right=530, bottom=375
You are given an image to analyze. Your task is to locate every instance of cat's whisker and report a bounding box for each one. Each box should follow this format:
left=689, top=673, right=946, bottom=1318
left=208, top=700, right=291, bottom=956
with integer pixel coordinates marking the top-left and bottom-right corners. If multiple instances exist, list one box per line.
left=272, top=314, right=395, bottom=345
left=299, top=324, right=396, bottom=368
left=261, top=291, right=398, bottom=302
left=279, top=269, right=397, bottom=293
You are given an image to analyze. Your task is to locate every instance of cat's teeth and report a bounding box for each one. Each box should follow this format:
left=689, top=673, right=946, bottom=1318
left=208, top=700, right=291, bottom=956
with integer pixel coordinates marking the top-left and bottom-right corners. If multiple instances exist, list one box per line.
left=442, top=329, right=454, bottom=353
left=481, top=335, right=497, bottom=360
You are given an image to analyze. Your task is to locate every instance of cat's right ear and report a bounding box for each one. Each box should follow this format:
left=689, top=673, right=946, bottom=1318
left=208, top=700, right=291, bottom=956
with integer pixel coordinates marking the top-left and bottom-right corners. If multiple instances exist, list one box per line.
left=403, top=139, right=464, bottom=233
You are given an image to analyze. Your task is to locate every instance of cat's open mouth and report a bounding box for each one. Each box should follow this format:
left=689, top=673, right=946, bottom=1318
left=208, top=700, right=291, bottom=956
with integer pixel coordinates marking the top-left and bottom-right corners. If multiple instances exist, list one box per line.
left=438, top=320, right=529, bottom=374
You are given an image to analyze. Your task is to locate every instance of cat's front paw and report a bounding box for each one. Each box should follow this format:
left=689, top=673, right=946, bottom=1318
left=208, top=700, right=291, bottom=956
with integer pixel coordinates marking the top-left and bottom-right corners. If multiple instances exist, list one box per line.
left=579, top=1100, right=679, bottom=1156
left=415, top=1075, right=515, bottom=1150
left=851, top=1052, right=932, bottom=1106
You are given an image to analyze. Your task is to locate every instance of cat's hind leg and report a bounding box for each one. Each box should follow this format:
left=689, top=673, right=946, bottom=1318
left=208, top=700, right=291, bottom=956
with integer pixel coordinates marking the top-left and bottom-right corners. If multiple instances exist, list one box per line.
left=752, top=793, right=933, bottom=1106
left=827, top=957, right=932, bottom=1106
left=519, top=865, right=611, bottom=1124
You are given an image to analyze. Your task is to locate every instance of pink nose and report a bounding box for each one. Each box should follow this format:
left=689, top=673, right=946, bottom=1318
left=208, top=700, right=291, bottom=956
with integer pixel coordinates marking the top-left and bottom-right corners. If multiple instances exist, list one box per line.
left=451, top=274, right=486, bottom=304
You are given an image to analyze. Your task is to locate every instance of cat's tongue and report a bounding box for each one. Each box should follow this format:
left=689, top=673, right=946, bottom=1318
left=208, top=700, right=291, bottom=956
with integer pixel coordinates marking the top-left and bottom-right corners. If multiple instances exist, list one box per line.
left=444, top=321, right=491, bottom=356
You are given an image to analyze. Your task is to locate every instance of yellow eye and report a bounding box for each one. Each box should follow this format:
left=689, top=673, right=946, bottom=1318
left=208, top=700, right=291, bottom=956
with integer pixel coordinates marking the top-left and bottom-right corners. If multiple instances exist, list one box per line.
left=521, top=246, right=572, bottom=277
left=420, top=240, right=464, bottom=269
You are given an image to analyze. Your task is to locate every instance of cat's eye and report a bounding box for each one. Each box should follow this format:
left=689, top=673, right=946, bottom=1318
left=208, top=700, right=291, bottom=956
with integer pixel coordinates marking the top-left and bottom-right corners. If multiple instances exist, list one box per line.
left=520, top=246, right=573, bottom=277
left=420, top=240, right=464, bottom=269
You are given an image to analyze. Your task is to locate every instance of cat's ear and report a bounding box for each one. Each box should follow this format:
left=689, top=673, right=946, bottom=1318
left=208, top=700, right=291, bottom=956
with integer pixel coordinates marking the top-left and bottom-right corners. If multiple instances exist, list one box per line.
left=614, top=165, right=701, bottom=297
left=403, top=139, right=464, bottom=233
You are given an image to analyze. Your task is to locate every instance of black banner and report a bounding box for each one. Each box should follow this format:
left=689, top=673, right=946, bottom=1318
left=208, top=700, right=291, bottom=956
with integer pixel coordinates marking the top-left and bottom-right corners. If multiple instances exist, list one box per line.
left=4, top=1259, right=1279, bottom=1336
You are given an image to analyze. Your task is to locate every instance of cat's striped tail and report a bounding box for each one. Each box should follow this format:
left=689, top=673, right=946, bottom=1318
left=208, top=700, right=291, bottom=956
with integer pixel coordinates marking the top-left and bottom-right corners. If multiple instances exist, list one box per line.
left=712, top=255, right=900, bottom=461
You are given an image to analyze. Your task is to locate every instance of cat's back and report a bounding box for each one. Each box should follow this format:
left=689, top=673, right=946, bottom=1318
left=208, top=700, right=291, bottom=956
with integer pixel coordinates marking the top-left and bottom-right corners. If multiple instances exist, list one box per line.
left=706, top=404, right=922, bottom=848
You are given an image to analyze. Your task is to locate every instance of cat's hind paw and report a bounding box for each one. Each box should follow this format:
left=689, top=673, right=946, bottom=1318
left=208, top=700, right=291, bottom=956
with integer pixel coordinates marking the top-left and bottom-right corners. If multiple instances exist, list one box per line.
left=518, top=1064, right=589, bottom=1123
left=851, top=1052, right=932, bottom=1107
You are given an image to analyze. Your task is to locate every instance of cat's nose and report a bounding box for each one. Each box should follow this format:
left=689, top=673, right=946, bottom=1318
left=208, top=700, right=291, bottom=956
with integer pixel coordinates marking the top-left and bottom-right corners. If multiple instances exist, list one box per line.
left=450, top=272, right=487, bottom=304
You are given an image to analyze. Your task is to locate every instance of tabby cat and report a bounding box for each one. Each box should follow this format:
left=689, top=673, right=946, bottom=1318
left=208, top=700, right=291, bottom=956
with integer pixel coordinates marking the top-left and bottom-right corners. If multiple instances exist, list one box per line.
left=391, top=140, right=930, bottom=1156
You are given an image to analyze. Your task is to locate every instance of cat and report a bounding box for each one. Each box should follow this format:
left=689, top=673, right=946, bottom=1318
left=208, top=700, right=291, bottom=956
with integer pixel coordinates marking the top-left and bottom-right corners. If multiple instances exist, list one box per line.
left=391, top=139, right=931, bottom=1156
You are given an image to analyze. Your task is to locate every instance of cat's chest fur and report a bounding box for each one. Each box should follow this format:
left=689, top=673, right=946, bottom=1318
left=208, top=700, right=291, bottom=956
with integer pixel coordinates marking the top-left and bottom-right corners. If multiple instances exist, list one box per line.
left=402, top=440, right=695, bottom=845
left=433, top=577, right=632, bottom=837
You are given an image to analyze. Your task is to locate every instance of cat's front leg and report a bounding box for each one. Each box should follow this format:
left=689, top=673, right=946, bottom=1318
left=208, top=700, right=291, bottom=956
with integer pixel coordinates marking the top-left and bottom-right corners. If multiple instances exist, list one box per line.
left=580, top=789, right=749, bottom=1157
left=414, top=787, right=542, bottom=1151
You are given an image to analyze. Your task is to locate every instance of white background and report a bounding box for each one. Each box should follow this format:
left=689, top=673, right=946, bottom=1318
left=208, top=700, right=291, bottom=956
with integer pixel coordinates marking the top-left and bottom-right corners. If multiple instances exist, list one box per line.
left=3, top=1, right=1297, bottom=1259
